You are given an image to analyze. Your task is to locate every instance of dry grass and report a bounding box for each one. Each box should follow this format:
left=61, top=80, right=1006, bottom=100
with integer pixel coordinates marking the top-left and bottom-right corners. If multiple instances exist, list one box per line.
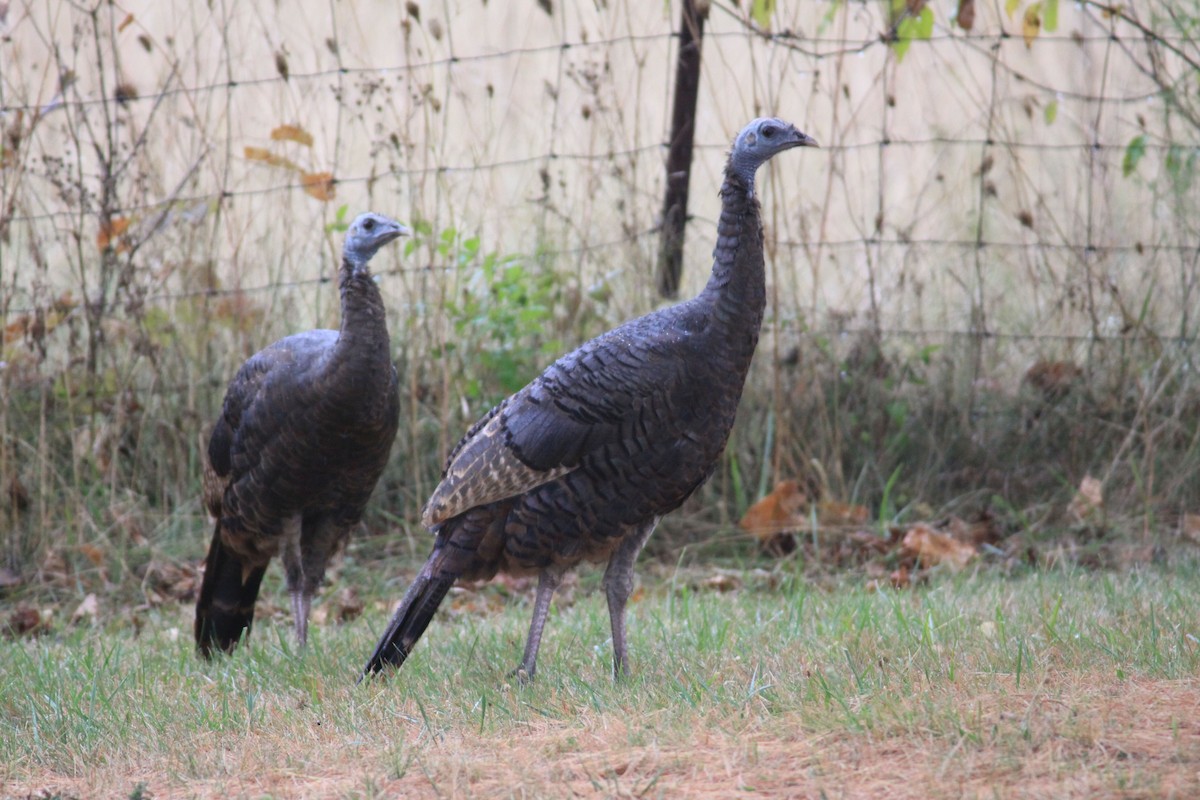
left=3, top=564, right=1198, bottom=799
left=7, top=669, right=1198, bottom=799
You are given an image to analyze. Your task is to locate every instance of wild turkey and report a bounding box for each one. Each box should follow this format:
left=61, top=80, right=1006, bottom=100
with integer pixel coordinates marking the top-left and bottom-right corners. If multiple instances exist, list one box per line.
left=362, top=118, right=817, bottom=680
left=195, top=212, right=407, bottom=658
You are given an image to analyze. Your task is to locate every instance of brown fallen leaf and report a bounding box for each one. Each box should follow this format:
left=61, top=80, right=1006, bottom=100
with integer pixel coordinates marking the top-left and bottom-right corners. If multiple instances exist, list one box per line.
left=301, top=171, right=336, bottom=202
left=1023, top=359, right=1082, bottom=401
left=1023, top=3, right=1041, bottom=47
left=244, top=146, right=299, bottom=172
left=740, top=480, right=807, bottom=557
left=270, top=123, right=314, bottom=147
left=71, top=593, right=99, bottom=625
left=817, top=499, right=870, bottom=527
left=739, top=480, right=807, bottom=536
left=332, top=586, right=364, bottom=624
left=902, top=523, right=976, bottom=570
left=96, top=216, right=131, bottom=251
left=956, top=0, right=975, bottom=29
left=40, top=549, right=71, bottom=586
left=4, top=606, right=43, bottom=638
left=1068, top=475, right=1103, bottom=522
left=1180, top=513, right=1200, bottom=546
left=946, top=512, right=1001, bottom=547
left=698, top=571, right=741, bottom=593
left=78, top=542, right=106, bottom=567
left=140, top=560, right=200, bottom=603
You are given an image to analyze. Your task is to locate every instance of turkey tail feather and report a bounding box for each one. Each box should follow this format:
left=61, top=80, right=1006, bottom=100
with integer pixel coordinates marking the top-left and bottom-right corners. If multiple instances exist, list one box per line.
left=195, top=522, right=266, bottom=659
left=360, top=563, right=455, bottom=679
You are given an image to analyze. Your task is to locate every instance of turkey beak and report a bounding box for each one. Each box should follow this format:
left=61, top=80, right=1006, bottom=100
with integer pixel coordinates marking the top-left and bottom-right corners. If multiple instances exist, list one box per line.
left=788, top=129, right=819, bottom=149
left=386, top=223, right=411, bottom=244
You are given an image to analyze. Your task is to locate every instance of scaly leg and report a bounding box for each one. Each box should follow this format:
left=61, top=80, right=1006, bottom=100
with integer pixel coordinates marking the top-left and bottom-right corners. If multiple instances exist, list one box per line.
left=280, top=515, right=310, bottom=648
left=292, top=592, right=311, bottom=647
left=512, top=564, right=566, bottom=683
left=603, top=519, right=658, bottom=679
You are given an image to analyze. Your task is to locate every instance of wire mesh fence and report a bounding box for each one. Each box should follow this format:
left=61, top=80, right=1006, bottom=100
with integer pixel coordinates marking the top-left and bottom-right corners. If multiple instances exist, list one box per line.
left=0, top=0, right=1197, bottom=566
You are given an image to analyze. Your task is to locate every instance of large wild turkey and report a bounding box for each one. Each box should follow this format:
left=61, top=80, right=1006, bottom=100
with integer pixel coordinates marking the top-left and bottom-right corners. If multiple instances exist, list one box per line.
left=195, top=212, right=407, bottom=658
left=363, top=118, right=817, bottom=680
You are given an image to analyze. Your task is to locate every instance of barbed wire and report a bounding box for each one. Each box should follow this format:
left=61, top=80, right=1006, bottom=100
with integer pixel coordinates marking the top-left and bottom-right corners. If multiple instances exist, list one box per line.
left=2, top=230, right=1194, bottom=319
left=4, top=131, right=1191, bottom=228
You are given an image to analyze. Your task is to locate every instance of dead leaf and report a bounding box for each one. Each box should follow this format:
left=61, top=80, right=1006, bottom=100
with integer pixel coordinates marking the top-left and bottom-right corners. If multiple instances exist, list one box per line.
left=333, top=586, right=364, bottom=623
left=1023, top=360, right=1082, bottom=401
left=271, top=124, right=314, bottom=147
left=902, top=523, right=977, bottom=570
left=71, top=593, right=99, bottom=625
left=739, top=480, right=807, bottom=536
left=40, top=549, right=71, bottom=586
left=956, top=0, right=975, bottom=29
left=946, top=513, right=1001, bottom=547
left=140, top=560, right=200, bottom=603
left=117, top=12, right=134, bottom=32
left=817, top=500, right=870, bottom=527
left=890, top=564, right=912, bottom=589
left=833, top=530, right=894, bottom=565
left=740, top=480, right=807, bottom=557
left=96, top=216, right=131, bottom=251
left=1180, top=513, right=1200, bottom=546
left=243, top=146, right=299, bottom=172
left=1068, top=475, right=1103, bottom=522
left=301, top=171, right=336, bottom=202
left=1023, top=3, right=1041, bottom=47
left=4, top=606, right=43, bottom=638
left=698, top=571, right=741, bottom=593
left=78, top=542, right=106, bottom=567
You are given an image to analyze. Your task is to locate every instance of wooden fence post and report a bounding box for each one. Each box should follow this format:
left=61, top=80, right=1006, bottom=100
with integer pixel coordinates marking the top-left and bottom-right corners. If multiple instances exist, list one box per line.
left=656, top=0, right=709, bottom=299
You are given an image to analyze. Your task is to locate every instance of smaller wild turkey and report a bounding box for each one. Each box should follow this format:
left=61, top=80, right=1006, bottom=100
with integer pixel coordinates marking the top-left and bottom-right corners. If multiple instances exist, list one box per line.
left=195, top=212, right=406, bottom=658
left=362, top=118, right=817, bottom=681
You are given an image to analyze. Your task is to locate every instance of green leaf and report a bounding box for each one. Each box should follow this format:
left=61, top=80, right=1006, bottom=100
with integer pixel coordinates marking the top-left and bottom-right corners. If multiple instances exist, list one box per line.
left=1005, top=0, right=1020, bottom=18
left=750, top=0, right=776, bottom=29
left=893, top=6, right=934, bottom=61
left=1043, top=0, right=1058, bottom=31
left=1123, top=134, right=1146, bottom=177
left=1044, top=100, right=1058, bottom=125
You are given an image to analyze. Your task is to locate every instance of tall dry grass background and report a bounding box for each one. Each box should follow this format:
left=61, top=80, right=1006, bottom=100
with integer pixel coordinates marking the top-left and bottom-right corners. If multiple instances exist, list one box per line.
left=1, top=0, right=1197, bottom=580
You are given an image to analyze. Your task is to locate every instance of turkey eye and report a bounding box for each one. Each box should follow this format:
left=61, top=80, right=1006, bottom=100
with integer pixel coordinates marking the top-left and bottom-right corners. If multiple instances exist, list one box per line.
left=763, top=125, right=777, bottom=138
left=363, top=219, right=375, bottom=230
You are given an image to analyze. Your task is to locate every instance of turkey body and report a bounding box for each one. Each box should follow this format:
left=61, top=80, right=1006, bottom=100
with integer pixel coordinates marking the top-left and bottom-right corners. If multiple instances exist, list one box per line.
left=196, top=212, right=406, bottom=658
left=363, top=119, right=817, bottom=680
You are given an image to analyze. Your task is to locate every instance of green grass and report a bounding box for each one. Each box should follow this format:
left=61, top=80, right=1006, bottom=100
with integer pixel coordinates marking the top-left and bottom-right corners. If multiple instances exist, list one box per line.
left=2, top=562, right=1199, bottom=798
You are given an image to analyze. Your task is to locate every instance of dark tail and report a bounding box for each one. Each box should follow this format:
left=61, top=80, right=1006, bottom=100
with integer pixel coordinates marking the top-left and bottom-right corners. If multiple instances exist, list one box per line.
left=360, top=555, right=456, bottom=679
left=195, top=522, right=267, bottom=659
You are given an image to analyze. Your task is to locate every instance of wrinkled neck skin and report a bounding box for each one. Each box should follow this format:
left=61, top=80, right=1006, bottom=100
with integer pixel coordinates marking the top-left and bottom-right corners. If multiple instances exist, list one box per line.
left=335, top=257, right=391, bottom=361
left=698, top=166, right=766, bottom=359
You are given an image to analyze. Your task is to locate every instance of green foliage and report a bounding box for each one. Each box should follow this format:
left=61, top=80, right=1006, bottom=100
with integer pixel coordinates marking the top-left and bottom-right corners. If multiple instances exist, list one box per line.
left=750, top=0, right=777, bottom=29
left=890, top=0, right=934, bottom=62
left=1042, top=0, right=1058, bottom=32
left=1123, top=134, right=1147, bottom=177
left=423, top=225, right=563, bottom=405
left=324, top=203, right=351, bottom=234
left=1164, top=143, right=1198, bottom=193
left=1044, top=100, right=1058, bottom=125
